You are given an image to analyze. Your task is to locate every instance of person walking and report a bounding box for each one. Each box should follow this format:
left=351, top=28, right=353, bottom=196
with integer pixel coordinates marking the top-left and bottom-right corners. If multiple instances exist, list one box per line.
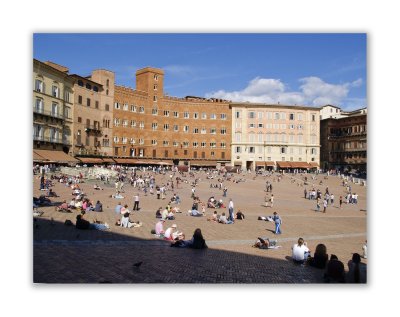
left=228, top=198, right=234, bottom=222
left=133, top=193, right=140, bottom=211
left=272, top=211, right=282, bottom=234
left=269, top=194, right=274, bottom=208
left=323, top=199, right=327, bottom=213
left=339, top=195, right=343, bottom=209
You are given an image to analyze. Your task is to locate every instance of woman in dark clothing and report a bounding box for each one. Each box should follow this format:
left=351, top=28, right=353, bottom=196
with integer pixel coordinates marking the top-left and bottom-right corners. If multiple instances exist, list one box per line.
left=309, top=244, right=329, bottom=269
left=190, top=228, right=208, bottom=249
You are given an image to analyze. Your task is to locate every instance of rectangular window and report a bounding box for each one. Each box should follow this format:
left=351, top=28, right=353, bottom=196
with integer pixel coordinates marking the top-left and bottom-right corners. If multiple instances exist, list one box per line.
left=52, top=86, right=59, bottom=98
left=183, top=125, right=189, bottom=132
left=235, top=133, right=241, bottom=142
left=193, top=142, right=198, bottom=148
left=220, top=127, right=227, bottom=135
left=184, top=112, right=190, bottom=119
left=202, top=113, right=207, bottom=119
left=201, top=142, right=206, bottom=148
left=123, top=104, right=129, bottom=111
left=289, top=113, right=295, bottom=120
left=164, top=124, right=169, bottom=131
left=173, top=111, right=179, bottom=118
left=193, top=112, right=199, bottom=119
left=164, top=110, right=170, bottom=117
left=131, top=120, right=136, bottom=128
left=248, top=111, right=256, bottom=119
left=114, top=102, right=120, bottom=109
left=249, top=147, right=255, bottom=153
left=275, top=113, right=280, bottom=120
left=210, top=113, right=216, bottom=119
left=249, top=123, right=256, bottom=128
left=163, top=141, right=169, bottom=146
left=258, top=112, right=263, bottom=119
left=86, top=98, right=91, bottom=107
left=220, top=113, right=227, bottom=120
left=173, top=142, right=179, bottom=147
left=78, top=95, right=83, bottom=104
left=122, top=137, right=127, bottom=144
left=258, top=134, right=263, bottom=142
left=95, top=101, right=99, bottom=109
left=122, top=120, right=128, bottom=127
left=221, top=142, right=226, bottom=149
left=35, top=79, right=43, bottom=92
left=152, top=123, right=158, bottom=130
left=131, top=105, right=136, bottom=112
left=151, top=140, right=157, bottom=145
left=210, top=142, right=216, bottom=148
left=210, top=128, right=216, bottom=134
left=258, top=123, right=264, bottom=128
left=152, top=108, right=158, bottom=115
left=174, top=125, right=179, bottom=132
left=139, top=138, right=144, bottom=145
left=298, top=113, right=303, bottom=121
left=210, top=151, right=215, bottom=157
left=311, top=114, right=316, bottom=121
left=139, top=106, right=145, bottom=113
left=139, top=121, right=145, bottom=129
left=201, top=127, right=207, bottom=134
left=193, top=128, right=199, bottom=134
left=235, top=111, right=241, bottom=119
left=183, top=142, right=189, bottom=148
left=235, top=146, right=241, bottom=153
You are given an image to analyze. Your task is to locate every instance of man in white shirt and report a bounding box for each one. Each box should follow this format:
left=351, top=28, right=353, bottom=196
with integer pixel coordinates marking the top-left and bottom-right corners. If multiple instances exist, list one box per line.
left=133, top=193, right=140, bottom=211
left=164, top=224, right=178, bottom=241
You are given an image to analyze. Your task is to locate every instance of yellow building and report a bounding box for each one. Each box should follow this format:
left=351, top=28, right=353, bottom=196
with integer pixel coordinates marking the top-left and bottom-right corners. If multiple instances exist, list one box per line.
left=230, top=103, right=321, bottom=171
left=33, top=59, right=74, bottom=153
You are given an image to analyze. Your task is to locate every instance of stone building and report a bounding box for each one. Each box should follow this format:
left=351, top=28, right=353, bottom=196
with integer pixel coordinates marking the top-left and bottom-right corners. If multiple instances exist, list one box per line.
left=33, top=59, right=74, bottom=154
left=230, top=103, right=321, bottom=171
left=320, top=107, right=367, bottom=173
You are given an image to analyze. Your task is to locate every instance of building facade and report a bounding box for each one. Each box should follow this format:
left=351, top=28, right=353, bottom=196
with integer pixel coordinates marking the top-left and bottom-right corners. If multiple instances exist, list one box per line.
left=320, top=107, right=367, bottom=173
left=113, top=67, right=231, bottom=167
left=33, top=59, right=74, bottom=153
left=70, top=69, right=115, bottom=157
left=230, top=103, right=321, bottom=171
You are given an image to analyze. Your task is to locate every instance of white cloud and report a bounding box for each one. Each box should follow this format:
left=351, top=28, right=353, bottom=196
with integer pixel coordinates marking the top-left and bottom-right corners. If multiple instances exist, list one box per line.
left=206, top=76, right=364, bottom=108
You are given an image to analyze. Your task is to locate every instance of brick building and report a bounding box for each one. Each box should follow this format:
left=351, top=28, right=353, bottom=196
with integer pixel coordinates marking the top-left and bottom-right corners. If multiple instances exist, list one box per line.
left=113, top=67, right=231, bottom=167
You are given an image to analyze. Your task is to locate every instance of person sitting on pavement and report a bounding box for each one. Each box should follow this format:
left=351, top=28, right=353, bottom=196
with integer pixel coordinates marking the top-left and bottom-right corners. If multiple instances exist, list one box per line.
left=155, top=219, right=165, bottom=237
left=236, top=210, right=245, bottom=220
left=171, top=228, right=208, bottom=249
left=207, top=210, right=219, bottom=222
left=164, top=224, right=181, bottom=241
left=218, top=212, right=233, bottom=224
left=187, top=209, right=203, bottom=217
left=68, top=198, right=76, bottom=209
left=120, top=212, right=142, bottom=228
left=75, top=214, right=109, bottom=231
left=57, top=200, right=71, bottom=213
left=308, top=244, right=329, bottom=269
left=155, top=207, right=163, bottom=218
left=324, top=254, right=346, bottom=283
left=94, top=200, right=103, bottom=212
left=291, top=237, right=311, bottom=264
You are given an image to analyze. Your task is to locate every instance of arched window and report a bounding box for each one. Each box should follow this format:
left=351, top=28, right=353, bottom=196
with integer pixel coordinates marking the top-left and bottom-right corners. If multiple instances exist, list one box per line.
left=77, top=80, right=84, bottom=87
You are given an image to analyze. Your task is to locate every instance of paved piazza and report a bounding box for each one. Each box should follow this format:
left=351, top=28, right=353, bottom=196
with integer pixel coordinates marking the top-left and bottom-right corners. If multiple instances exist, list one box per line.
left=33, top=169, right=367, bottom=283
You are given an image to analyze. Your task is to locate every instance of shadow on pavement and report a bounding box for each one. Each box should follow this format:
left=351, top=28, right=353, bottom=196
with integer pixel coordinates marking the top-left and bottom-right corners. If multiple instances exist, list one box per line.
left=33, top=217, right=325, bottom=284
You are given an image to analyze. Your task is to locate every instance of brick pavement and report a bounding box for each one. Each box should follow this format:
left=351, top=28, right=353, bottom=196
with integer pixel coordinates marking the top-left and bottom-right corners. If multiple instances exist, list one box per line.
left=33, top=170, right=367, bottom=283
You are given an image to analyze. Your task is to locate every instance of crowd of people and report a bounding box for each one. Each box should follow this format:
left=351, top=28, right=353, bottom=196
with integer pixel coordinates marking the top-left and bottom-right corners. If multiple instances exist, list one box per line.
left=34, top=164, right=366, bottom=283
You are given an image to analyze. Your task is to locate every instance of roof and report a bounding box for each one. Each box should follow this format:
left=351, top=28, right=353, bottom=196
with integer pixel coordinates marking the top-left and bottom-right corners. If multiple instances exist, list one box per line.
left=229, top=102, right=322, bottom=111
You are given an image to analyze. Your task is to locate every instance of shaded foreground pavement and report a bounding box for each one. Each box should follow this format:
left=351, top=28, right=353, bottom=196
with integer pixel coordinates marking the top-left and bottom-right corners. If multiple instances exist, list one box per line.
left=33, top=170, right=367, bottom=283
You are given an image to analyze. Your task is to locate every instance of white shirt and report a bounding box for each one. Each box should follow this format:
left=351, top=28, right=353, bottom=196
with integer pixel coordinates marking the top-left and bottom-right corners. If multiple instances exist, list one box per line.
left=164, top=227, right=174, bottom=239
left=292, top=244, right=310, bottom=261
left=229, top=201, right=234, bottom=209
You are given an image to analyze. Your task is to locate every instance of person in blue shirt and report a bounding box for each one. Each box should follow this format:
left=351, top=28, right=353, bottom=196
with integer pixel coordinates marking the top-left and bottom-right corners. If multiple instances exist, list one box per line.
left=272, top=211, right=282, bottom=234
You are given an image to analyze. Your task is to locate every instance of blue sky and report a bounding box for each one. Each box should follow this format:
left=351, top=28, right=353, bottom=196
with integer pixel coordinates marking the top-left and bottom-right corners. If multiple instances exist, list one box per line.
left=33, top=33, right=366, bottom=110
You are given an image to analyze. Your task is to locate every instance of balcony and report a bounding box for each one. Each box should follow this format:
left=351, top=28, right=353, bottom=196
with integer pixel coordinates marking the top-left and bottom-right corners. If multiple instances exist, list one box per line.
left=33, top=108, right=70, bottom=121
left=33, top=135, right=71, bottom=145
left=85, top=125, right=102, bottom=135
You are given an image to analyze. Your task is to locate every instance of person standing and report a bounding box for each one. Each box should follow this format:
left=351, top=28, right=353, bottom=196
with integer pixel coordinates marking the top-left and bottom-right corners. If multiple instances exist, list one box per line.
left=323, top=199, right=328, bottom=213
left=223, top=186, right=228, bottom=197
left=133, top=193, right=140, bottom=211
left=339, top=195, right=343, bottom=209
left=304, top=188, right=307, bottom=199
left=228, top=198, right=234, bottom=222
left=269, top=194, right=274, bottom=208
left=272, top=211, right=282, bottom=234
left=330, top=193, right=334, bottom=206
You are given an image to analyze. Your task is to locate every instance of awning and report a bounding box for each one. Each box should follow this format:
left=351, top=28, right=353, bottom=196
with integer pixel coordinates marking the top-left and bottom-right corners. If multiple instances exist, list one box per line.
left=77, top=157, right=105, bottom=164
left=155, top=161, right=173, bottom=166
left=309, top=162, right=319, bottom=168
left=33, top=150, right=79, bottom=163
left=255, top=161, right=265, bottom=167
left=233, top=161, right=242, bottom=166
left=276, top=161, right=292, bottom=168
left=113, top=158, right=138, bottom=164
left=33, top=151, right=48, bottom=162
left=290, top=161, right=310, bottom=169
left=265, top=161, right=275, bottom=167
left=101, top=158, right=116, bottom=164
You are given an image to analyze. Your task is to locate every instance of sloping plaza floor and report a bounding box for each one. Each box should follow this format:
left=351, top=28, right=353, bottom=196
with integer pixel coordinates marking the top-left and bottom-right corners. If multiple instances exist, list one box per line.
left=33, top=169, right=367, bottom=283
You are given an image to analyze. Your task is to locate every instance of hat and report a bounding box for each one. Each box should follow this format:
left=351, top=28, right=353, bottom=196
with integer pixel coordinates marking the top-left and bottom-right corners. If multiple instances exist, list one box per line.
left=172, top=224, right=177, bottom=228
